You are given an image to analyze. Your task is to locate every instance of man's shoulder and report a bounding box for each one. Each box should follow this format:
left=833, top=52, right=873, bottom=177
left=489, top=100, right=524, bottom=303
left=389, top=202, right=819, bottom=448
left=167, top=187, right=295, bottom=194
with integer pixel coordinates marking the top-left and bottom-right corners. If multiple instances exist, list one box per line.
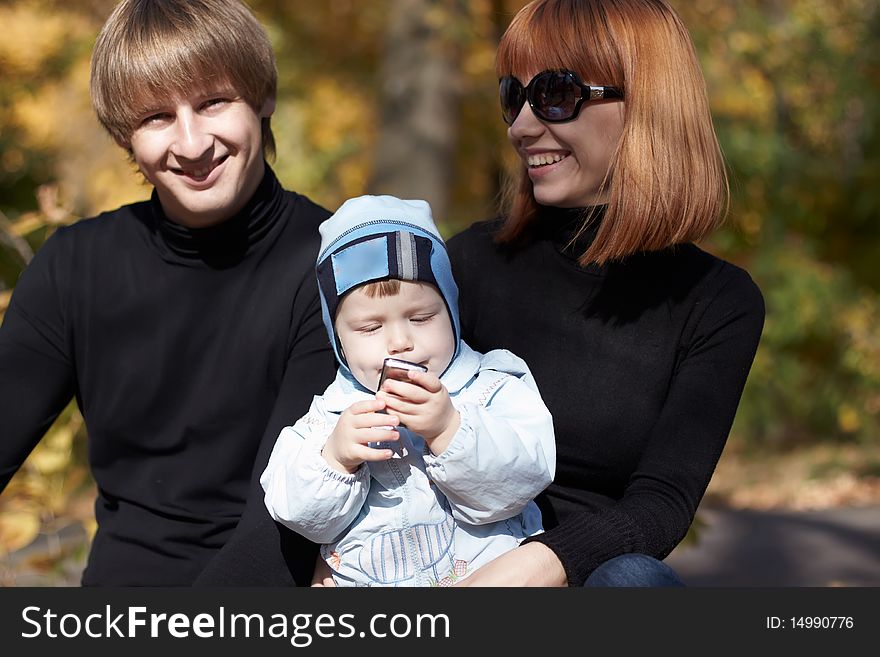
left=37, top=200, right=153, bottom=256
left=280, top=189, right=332, bottom=228
left=269, top=191, right=332, bottom=277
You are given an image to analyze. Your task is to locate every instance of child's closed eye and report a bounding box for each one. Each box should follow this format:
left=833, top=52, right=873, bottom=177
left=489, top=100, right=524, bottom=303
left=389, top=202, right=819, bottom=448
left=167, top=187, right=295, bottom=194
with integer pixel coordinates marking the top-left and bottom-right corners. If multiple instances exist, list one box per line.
left=356, top=324, right=381, bottom=334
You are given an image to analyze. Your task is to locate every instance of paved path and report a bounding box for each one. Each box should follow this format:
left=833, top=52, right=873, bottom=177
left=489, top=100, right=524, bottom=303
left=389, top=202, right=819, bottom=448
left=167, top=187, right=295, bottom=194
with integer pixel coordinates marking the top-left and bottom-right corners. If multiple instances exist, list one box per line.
left=665, top=505, right=880, bottom=587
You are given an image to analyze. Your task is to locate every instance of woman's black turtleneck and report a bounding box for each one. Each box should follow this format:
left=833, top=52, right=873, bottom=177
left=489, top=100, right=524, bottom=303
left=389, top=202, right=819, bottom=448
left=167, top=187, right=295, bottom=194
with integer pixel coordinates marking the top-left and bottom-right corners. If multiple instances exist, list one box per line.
left=447, top=206, right=764, bottom=586
left=0, top=166, right=337, bottom=585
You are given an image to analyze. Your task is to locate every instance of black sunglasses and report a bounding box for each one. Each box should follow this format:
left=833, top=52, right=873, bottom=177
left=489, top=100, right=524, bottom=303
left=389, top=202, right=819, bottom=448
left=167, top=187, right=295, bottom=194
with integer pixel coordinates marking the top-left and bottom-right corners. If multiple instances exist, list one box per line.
left=499, top=69, right=623, bottom=125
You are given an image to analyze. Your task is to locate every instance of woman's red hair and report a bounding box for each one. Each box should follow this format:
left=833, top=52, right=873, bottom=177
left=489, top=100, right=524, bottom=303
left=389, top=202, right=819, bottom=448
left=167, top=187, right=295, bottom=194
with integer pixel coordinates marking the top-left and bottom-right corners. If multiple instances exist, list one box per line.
left=496, top=0, right=728, bottom=265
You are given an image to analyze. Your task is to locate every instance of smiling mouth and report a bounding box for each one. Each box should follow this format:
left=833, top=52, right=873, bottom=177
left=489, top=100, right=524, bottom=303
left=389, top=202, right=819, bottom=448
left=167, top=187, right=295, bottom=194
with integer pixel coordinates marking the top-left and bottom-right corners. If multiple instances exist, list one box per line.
left=527, top=152, right=569, bottom=168
left=171, top=155, right=229, bottom=181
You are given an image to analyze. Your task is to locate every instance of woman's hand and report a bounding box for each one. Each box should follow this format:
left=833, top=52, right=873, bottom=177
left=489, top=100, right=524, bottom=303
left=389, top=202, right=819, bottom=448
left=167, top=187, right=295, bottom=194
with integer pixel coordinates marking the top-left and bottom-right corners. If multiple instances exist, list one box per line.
left=453, top=542, right=568, bottom=587
left=310, top=555, right=337, bottom=587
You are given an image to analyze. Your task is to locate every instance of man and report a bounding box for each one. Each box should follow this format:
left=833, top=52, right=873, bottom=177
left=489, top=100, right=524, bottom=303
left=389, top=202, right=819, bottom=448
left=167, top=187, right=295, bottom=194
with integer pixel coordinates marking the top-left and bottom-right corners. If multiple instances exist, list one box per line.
left=0, top=0, right=335, bottom=586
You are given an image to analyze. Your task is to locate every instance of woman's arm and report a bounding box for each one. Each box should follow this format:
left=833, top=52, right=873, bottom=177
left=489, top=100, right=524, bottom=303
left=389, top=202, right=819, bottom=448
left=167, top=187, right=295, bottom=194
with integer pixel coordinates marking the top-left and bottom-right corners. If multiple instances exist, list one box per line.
left=529, top=268, right=765, bottom=586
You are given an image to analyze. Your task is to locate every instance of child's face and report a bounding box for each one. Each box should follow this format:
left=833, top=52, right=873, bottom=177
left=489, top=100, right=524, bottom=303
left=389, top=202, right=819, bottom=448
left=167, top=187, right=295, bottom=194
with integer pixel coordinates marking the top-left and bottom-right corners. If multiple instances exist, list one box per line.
left=335, top=281, right=456, bottom=390
left=127, top=86, right=274, bottom=228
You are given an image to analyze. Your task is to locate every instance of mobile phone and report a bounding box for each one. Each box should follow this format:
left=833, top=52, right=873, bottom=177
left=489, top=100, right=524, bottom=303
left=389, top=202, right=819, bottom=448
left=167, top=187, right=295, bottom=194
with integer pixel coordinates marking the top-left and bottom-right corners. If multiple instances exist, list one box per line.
left=369, top=358, right=427, bottom=449
left=376, top=357, right=428, bottom=392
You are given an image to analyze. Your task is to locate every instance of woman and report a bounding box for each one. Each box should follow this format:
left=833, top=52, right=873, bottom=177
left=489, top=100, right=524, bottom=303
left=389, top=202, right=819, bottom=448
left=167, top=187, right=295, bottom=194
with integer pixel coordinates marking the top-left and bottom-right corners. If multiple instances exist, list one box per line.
left=446, top=0, right=764, bottom=586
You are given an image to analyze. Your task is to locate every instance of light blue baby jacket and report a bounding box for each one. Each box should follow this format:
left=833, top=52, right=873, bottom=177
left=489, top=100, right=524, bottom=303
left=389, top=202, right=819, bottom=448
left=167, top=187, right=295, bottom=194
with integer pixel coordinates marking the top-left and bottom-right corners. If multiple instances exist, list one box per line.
left=261, top=341, right=555, bottom=586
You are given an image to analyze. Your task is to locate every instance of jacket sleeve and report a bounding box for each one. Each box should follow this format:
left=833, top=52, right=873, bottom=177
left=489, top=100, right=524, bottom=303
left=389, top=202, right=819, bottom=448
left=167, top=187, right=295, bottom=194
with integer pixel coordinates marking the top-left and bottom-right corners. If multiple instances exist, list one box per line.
left=260, top=399, right=371, bottom=545
left=0, top=230, right=75, bottom=493
left=423, top=371, right=555, bottom=525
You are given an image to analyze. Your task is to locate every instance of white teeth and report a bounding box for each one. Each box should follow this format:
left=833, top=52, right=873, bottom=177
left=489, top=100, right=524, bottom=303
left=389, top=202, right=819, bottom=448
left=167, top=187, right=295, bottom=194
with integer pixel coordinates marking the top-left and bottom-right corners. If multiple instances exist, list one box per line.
left=175, top=162, right=217, bottom=178
left=527, top=153, right=566, bottom=167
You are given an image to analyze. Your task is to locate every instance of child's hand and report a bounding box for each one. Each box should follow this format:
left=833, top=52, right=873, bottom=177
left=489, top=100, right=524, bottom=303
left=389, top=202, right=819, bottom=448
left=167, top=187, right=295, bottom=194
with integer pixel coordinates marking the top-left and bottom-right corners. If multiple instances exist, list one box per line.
left=378, top=370, right=460, bottom=454
left=322, top=398, right=400, bottom=473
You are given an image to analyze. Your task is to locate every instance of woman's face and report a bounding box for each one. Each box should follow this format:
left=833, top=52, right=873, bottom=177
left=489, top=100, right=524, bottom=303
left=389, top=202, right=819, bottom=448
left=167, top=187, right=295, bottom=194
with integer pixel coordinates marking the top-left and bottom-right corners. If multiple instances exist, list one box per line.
left=507, top=72, right=625, bottom=208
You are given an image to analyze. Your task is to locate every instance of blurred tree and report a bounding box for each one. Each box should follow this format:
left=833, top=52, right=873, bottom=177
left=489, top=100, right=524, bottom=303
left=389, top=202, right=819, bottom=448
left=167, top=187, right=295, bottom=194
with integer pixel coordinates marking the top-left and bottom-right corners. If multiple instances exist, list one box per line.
left=367, top=0, right=467, bottom=222
left=0, top=0, right=112, bottom=562
left=251, top=0, right=516, bottom=232
left=683, top=0, right=880, bottom=283
left=675, top=0, right=880, bottom=445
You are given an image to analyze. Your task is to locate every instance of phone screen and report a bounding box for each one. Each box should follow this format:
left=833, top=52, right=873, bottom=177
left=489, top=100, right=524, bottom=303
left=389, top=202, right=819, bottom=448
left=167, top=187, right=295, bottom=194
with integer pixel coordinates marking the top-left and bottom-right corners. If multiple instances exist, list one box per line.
left=369, top=358, right=428, bottom=449
left=376, top=357, right=428, bottom=392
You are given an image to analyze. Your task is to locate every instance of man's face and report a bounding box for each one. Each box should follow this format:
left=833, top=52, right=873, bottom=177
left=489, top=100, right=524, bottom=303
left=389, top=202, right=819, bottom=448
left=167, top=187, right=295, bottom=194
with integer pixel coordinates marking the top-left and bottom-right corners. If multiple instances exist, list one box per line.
left=127, top=86, right=274, bottom=228
left=335, top=281, right=456, bottom=391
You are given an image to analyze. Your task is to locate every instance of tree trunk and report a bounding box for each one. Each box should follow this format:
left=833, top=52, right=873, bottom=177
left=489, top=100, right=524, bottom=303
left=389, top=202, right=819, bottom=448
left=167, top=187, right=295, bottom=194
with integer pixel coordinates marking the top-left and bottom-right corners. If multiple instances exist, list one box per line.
left=368, top=0, right=465, bottom=223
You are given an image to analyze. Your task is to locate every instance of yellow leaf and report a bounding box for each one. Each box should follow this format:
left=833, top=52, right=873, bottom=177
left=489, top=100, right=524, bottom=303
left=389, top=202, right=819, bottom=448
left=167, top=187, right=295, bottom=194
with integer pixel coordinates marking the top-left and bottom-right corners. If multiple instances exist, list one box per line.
left=83, top=518, right=98, bottom=541
left=837, top=405, right=861, bottom=434
left=0, top=510, right=41, bottom=555
left=28, top=439, right=72, bottom=476
left=0, top=6, right=94, bottom=77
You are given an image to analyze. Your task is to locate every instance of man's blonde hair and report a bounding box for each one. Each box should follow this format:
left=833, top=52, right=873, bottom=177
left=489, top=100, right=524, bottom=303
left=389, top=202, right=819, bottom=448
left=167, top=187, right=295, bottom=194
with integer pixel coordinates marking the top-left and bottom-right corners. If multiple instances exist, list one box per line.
left=496, top=0, right=728, bottom=265
left=90, top=0, right=277, bottom=156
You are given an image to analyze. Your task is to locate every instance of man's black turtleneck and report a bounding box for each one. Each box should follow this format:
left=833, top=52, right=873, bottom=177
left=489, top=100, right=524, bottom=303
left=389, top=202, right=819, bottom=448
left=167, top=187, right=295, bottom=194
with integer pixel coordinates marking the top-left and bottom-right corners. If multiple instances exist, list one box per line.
left=447, top=206, right=764, bottom=586
left=0, top=166, right=337, bottom=585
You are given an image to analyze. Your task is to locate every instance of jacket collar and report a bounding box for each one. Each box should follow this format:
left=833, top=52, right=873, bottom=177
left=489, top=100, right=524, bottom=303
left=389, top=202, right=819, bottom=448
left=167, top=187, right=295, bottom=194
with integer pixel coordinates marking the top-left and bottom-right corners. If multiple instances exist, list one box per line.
left=321, top=342, right=483, bottom=414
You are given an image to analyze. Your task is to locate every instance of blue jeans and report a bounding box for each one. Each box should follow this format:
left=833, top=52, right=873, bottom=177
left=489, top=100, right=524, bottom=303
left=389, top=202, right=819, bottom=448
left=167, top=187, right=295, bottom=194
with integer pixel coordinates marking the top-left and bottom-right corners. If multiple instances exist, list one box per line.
left=583, top=554, right=685, bottom=587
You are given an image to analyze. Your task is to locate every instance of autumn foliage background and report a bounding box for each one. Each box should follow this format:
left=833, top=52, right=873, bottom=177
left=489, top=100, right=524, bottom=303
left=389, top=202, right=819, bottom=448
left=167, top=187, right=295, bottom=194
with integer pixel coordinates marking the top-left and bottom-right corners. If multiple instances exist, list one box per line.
left=1, top=0, right=879, bottom=583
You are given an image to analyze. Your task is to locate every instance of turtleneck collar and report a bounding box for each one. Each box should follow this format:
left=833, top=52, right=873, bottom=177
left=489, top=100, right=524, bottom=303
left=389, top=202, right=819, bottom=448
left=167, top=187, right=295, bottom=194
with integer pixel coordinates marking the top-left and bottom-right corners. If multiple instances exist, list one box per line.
left=149, top=164, right=285, bottom=268
left=535, top=203, right=606, bottom=262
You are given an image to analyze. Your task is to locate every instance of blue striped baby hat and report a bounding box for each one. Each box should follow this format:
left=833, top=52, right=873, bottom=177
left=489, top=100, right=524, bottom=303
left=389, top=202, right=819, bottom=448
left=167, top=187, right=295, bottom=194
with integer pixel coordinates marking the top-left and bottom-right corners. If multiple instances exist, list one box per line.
left=316, top=195, right=461, bottom=370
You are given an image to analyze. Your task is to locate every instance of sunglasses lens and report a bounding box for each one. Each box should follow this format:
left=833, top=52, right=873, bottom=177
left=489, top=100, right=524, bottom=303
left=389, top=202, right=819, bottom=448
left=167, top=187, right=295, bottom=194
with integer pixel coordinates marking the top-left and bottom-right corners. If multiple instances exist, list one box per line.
left=500, top=77, right=526, bottom=125
left=531, top=71, right=579, bottom=122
